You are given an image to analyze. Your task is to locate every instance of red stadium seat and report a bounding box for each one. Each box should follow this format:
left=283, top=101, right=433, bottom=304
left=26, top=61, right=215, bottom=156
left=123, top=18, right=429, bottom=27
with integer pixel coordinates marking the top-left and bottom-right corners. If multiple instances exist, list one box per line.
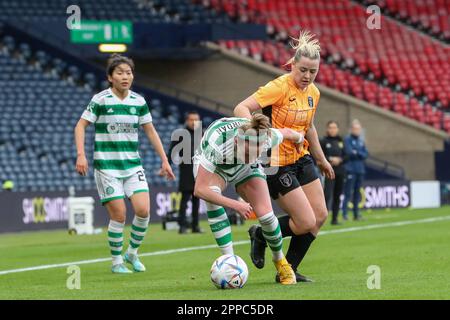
left=209, top=0, right=449, bottom=133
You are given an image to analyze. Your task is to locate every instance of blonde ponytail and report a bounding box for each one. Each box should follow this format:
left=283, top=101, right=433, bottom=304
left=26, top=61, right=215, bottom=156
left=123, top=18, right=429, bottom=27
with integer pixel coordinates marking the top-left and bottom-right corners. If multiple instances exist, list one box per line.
left=285, top=30, right=321, bottom=65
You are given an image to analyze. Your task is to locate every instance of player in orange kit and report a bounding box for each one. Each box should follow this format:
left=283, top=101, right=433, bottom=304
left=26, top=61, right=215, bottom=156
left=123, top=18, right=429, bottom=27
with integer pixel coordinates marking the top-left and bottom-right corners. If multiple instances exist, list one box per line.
left=234, top=30, right=334, bottom=283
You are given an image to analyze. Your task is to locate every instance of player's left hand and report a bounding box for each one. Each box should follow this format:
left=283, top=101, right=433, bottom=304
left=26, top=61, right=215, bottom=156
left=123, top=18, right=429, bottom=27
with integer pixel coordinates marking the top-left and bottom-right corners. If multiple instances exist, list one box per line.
left=159, top=161, right=176, bottom=180
left=317, top=159, right=335, bottom=180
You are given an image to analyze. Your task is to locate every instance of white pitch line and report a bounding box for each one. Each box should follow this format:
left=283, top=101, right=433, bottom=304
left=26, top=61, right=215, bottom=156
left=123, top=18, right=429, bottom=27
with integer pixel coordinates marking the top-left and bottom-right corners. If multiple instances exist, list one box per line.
left=318, top=215, right=450, bottom=235
left=0, top=215, right=449, bottom=276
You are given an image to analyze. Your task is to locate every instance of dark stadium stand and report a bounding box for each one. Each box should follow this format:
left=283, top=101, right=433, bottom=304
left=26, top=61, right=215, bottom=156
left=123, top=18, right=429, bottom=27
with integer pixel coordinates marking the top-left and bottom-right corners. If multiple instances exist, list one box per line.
left=0, top=27, right=216, bottom=192
left=0, top=0, right=231, bottom=24
left=198, top=0, right=450, bottom=133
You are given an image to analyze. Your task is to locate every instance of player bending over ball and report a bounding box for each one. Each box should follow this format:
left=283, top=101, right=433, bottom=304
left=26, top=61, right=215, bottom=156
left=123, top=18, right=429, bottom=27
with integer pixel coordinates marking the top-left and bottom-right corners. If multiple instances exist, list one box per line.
left=193, top=114, right=304, bottom=285
left=74, top=54, right=175, bottom=274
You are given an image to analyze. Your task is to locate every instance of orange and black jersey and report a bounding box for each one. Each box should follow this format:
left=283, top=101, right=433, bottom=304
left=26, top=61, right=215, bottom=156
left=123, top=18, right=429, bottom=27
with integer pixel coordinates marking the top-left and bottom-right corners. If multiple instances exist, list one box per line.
left=253, top=74, right=320, bottom=167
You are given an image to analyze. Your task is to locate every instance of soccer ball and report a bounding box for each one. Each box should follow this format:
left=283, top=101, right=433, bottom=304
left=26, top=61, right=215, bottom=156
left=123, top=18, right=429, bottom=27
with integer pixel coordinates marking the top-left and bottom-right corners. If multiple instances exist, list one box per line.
left=210, top=254, right=249, bottom=289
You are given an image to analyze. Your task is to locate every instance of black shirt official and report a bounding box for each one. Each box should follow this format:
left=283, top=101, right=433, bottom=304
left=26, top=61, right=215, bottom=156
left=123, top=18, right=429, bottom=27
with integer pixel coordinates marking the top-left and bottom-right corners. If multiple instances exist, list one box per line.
left=321, top=136, right=345, bottom=175
left=169, top=126, right=197, bottom=192
left=168, top=111, right=203, bottom=234
left=320, top=121, right=346, bottom=225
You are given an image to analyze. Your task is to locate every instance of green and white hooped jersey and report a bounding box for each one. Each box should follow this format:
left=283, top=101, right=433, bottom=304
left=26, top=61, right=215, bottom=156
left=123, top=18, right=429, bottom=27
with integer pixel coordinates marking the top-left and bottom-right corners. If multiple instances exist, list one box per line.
left=81, top=88, right=152, bottom=178
left=195, top=117, right=283, bottom=180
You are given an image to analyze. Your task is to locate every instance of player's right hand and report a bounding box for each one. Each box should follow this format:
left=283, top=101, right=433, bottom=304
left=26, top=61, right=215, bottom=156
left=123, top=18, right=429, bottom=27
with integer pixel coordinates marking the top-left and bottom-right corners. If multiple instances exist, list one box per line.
left=159, top=161, right=176, bottom=181
left=233, top=201, right=254, bottom=220
left=75, top=155, right=88, bottom=176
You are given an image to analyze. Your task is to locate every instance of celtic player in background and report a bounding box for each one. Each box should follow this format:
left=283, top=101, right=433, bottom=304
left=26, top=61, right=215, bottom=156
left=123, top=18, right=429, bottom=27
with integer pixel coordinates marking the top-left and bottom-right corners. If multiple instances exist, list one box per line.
left=74, top=54, right=175, bottom=274
left=193, top=114, right=305, bottom=285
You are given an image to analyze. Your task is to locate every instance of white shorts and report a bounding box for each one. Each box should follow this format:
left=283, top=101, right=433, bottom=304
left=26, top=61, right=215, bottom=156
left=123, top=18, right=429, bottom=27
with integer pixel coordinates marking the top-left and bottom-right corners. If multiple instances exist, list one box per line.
left=94, top=169, right=149, bottom=204
left=193, top=154, right=266, bottom=188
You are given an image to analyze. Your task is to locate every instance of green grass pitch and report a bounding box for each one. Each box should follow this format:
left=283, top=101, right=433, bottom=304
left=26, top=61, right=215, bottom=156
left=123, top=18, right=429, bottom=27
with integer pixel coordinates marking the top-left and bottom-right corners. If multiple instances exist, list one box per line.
left=0, top=206, right=449, bottom=300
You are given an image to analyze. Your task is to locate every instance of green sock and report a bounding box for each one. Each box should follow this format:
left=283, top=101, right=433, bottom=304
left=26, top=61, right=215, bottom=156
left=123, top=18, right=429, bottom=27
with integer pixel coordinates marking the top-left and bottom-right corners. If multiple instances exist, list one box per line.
left=108, top=220, right=124, bottom=265
left=127, top=215, right=149, bottom=255
left=259, top=211, right=284, bottom=261
left=207, top=206, right=233, bottom=255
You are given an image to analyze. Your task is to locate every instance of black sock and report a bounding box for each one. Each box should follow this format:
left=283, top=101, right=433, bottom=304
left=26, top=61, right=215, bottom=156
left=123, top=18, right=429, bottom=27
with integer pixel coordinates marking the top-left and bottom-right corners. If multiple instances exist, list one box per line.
left=277, top=215, right=295, bottom=237
left=255, top=225, right=265, bottom=242
left=285, top=232, right=316, bottom=272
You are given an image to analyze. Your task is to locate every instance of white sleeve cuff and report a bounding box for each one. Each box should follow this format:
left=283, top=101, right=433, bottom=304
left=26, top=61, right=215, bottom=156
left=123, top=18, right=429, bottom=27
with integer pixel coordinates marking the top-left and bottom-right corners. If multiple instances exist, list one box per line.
left=198, top=155, right=217, bottom=174
left=139, top=114, right=153, bottom=125
left=81, top=110, right=97, bottom=123
left=270, top=128, right=284, bottom=148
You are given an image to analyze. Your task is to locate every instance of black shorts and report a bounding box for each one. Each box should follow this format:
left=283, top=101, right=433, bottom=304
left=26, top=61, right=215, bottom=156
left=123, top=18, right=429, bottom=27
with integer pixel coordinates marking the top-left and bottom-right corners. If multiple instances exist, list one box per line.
left=265, top=155, right=320, bottom=200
